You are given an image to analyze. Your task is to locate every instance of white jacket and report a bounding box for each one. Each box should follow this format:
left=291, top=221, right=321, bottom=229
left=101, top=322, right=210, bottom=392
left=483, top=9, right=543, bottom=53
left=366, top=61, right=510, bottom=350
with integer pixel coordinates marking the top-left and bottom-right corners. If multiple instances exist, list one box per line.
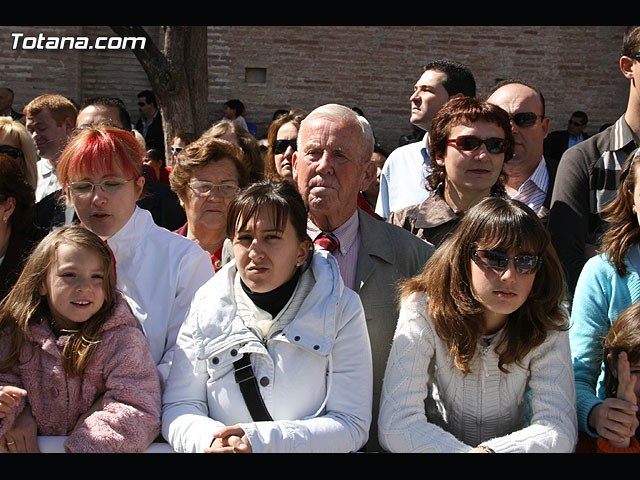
left=162, top=250, right=373, bottom=453
left=106, top=207, right=214, bottom=385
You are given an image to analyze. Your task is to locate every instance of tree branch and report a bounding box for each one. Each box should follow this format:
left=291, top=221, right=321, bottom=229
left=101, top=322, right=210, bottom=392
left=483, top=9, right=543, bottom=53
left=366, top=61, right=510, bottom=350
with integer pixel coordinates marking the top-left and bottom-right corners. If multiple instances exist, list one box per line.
left=109, top=26, right=175, bottom=93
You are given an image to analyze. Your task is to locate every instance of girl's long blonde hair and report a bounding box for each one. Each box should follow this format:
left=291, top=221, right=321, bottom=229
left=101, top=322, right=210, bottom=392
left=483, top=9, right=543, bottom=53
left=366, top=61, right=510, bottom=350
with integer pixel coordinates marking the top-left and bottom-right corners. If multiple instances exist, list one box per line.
left=0, top=225, right=116, bottom=377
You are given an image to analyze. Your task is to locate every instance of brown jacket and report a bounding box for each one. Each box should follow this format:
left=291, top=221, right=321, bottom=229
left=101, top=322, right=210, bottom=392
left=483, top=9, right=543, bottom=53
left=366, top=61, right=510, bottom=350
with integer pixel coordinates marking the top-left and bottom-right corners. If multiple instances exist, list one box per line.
left=387, top=193, right=460, bottom=248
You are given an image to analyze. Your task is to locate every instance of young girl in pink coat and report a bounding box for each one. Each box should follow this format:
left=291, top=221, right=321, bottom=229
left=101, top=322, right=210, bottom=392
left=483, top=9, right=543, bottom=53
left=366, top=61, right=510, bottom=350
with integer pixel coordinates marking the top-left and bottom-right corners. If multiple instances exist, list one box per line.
left=0, top=225, right=161, bottom=453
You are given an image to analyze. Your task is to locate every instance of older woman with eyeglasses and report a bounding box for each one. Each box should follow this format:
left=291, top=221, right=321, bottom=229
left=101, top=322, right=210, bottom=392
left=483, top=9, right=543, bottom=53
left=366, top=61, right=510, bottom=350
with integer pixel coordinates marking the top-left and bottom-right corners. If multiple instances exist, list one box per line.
left=265, top=109, right=307, bottom=183
left=170, top=135, right=249, bottom=272
left=388, top=96, right=514, bottom=248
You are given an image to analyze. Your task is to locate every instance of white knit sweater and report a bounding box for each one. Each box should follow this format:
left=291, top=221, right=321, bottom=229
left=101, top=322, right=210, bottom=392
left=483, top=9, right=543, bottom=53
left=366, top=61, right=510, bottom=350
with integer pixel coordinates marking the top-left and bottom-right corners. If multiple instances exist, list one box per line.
left=378, top=292, right=577, bottom=453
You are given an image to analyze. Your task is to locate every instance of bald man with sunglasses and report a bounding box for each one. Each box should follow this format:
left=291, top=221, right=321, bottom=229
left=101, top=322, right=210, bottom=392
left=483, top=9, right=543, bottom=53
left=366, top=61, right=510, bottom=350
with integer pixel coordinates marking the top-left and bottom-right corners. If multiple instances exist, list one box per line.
left=486, top=81, right=557, bottom=228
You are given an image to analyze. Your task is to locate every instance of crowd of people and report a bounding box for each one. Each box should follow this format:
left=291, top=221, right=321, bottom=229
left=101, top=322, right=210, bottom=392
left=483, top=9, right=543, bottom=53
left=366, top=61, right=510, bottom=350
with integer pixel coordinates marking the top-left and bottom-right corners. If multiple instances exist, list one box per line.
left=0, top=26, right=639, bottom=454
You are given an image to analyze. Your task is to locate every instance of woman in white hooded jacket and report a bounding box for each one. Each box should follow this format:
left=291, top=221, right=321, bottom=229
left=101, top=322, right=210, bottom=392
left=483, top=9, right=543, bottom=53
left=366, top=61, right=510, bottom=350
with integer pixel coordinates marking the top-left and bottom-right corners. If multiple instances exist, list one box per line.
left=162, top=180, right=373, bottom=453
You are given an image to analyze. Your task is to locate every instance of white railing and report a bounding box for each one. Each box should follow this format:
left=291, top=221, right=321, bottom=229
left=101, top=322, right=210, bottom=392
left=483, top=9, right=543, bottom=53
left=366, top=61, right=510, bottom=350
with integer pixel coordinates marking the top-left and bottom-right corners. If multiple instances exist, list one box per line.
left=1, top=436, right=176, bottom=453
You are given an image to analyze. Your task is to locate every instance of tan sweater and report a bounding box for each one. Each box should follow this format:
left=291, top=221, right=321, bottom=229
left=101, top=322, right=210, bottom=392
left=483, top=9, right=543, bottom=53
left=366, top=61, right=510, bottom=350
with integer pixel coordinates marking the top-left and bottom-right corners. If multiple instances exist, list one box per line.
left=378, top=292, right=577, bottom=453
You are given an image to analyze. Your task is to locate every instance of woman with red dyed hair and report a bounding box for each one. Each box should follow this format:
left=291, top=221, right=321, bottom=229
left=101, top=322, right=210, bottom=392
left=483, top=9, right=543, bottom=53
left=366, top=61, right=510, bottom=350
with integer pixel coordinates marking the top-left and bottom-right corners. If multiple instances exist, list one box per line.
left=56, top=126, right=214, bottom=386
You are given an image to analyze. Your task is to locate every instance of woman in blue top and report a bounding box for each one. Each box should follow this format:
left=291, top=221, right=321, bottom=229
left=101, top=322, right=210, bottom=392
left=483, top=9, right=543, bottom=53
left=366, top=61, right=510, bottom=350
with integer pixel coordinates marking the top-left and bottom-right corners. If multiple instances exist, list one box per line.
left=570, top=148, right=640, bottom=447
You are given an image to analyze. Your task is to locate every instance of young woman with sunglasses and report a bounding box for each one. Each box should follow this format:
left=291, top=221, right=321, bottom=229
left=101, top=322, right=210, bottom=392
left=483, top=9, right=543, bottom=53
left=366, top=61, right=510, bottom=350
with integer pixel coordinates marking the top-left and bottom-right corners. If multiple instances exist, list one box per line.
left=169, top=132, right=195, bottom=167
left=570, top=148, right=640, bottom=449
left=379, top=196, right=577, bottom=453
left=264, top=109, right=307, bottom=183
left=388, top=96, right=514, bottom=248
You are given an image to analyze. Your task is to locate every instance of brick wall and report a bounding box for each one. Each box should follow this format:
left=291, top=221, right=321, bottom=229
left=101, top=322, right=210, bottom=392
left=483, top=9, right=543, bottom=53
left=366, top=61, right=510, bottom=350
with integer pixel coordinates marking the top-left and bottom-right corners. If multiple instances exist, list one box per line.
left=0, top=25, right=628, bottom=155
left=1, top=26, right=161, bottom=126
left=206, top=26, right=628, bottom=154
left=3, top=26, right=83, bottom=109
left=77, top=26, right=162, bottom=118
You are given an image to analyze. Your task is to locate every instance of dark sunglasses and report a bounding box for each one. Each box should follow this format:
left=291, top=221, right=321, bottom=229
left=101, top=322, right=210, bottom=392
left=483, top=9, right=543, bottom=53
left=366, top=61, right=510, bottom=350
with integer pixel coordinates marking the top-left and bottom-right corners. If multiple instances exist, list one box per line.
left=137, top=102, right=147, bottom=107
left=272, top=139, right=297, bottom=155
left=447, top=135, right=507, bottom=154
left=509, top=112, right=542, bottom=128
left=472, top=249, right=542, bottom=275
left=568, top=120, right=585, bottom=127
left=0, top=145, right=23, bottom=159
left=630, top=52, right=640, bottom=61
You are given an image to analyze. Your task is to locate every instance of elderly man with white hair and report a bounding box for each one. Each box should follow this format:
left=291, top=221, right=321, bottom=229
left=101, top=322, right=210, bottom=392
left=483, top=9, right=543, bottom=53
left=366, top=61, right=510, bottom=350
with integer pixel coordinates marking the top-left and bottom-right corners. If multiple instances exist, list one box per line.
left=292, top=104, right=434, bottom=451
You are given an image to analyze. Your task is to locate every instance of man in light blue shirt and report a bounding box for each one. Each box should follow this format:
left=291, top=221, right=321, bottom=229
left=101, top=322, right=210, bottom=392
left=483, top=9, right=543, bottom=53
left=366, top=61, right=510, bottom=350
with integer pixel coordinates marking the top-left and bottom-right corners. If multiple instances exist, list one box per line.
left=375, top=60, right=476, bottom=219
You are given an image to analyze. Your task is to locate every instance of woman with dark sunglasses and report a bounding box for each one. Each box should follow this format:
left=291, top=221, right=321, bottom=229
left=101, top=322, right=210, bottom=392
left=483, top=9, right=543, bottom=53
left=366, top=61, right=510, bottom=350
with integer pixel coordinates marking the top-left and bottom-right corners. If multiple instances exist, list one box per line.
left=388, top=96, right=514, bottom=248
left=379, top=196, right=577, bottom=453
left=0, top=117, right=38, bottom=190
left=570, top=148, right=640, bottom=450
left=169, top=132, right=195, bottom=168
left=264, top=109, right=307, bottom=183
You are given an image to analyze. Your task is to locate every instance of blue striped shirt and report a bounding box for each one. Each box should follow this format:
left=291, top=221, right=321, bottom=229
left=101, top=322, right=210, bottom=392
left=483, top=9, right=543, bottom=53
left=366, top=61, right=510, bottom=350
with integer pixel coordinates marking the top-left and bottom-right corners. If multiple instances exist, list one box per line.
left=507, top=156, right=549, bottom=217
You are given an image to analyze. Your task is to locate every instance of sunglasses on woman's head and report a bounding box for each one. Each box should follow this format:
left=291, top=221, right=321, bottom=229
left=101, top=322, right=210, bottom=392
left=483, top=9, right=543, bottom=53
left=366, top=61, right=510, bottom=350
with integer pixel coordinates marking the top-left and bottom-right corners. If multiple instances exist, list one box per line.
left=447, top=136, right=508, bottom=154
left=272, top=139, right=297, bottom=155
left=472, top=249, right=542, bottom=274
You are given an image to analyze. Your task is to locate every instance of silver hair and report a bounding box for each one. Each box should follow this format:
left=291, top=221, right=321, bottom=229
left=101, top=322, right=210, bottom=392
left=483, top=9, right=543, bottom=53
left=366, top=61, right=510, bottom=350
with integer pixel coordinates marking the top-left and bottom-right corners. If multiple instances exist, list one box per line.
left=298, top=103, right=375, bottom=163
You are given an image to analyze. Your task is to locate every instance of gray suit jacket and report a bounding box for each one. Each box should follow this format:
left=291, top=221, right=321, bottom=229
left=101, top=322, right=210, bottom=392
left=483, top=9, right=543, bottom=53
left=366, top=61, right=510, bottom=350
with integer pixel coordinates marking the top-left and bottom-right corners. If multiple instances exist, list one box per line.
left=354, top=209, right=434, bottom=451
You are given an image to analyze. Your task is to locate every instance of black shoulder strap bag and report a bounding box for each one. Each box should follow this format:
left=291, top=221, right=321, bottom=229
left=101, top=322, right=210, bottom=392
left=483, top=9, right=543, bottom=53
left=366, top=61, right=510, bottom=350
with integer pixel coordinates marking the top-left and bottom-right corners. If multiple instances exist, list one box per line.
left=233, top=354, right=273, bottom=421
left=232, top=256, right=313, bottom=423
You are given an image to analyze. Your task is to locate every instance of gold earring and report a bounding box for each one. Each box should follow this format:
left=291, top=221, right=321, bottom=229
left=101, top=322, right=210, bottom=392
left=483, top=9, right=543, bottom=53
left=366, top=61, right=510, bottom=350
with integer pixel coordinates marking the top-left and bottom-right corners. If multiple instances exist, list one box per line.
left=2, top=216, right=7, bottom=224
